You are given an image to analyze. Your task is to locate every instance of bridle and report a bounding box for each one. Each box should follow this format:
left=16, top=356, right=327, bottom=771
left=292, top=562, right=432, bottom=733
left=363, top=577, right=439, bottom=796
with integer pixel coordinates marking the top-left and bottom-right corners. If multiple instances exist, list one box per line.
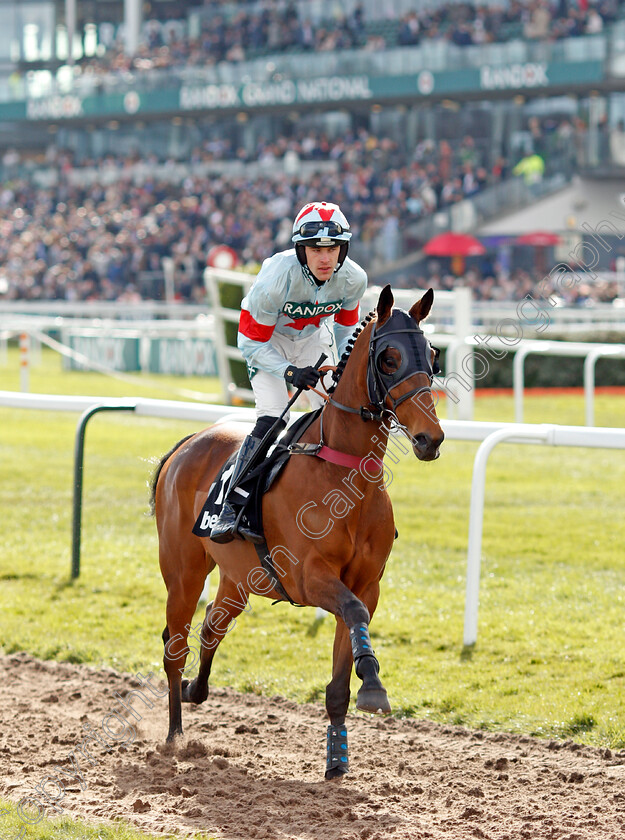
left=323, top=309, right=440, bottom=425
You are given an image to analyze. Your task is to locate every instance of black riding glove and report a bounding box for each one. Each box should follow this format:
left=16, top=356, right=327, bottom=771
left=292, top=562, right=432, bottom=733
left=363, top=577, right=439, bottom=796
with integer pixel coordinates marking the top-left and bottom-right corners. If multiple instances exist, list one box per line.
left=284, top=364, right=321, bottom=390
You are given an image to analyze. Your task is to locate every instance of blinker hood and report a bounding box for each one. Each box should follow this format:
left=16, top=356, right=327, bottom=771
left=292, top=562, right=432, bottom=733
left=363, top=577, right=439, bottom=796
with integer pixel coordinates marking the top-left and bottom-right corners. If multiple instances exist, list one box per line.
left=367, top=309, right=440, bottom=410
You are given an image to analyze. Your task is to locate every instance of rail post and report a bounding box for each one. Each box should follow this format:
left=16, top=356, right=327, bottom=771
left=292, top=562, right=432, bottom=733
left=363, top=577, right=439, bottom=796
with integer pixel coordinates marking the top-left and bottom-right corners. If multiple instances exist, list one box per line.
left=583, top=347, right=623, bottom=426
left=72, top=403, right=137, bottom=578
left=19, top=332, right=30, bottom=393
left=464, top=424, right=551, bottom=647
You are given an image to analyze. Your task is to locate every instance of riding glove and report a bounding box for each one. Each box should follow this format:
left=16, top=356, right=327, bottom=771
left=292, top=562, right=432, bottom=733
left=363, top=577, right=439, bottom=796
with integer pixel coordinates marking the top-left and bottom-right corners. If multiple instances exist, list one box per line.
left=284, top=365, right=322, bottom=390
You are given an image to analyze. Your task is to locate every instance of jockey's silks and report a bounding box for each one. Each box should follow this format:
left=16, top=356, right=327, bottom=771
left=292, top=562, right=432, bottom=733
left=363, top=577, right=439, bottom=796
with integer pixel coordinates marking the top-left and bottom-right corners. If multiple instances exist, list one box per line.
left=238, top=248, right=367, bottom=378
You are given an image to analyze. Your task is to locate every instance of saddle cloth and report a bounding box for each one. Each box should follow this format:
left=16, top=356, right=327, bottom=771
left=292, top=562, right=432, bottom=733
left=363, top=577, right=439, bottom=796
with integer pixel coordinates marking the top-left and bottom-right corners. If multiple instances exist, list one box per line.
left=192, top=409, right=321, bottom=538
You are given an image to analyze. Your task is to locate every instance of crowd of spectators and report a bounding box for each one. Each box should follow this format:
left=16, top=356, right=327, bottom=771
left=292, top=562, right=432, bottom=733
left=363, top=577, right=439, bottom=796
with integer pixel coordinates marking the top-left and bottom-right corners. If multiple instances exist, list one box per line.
left=0, top=120, right=616, bottom=307
left=0, top=127, right=512, bottom=303
left=72, top=0, right=625, bottom=77
left=412, top=265, right=623, bottom=305
left=392, top=0, right=622, bottom=49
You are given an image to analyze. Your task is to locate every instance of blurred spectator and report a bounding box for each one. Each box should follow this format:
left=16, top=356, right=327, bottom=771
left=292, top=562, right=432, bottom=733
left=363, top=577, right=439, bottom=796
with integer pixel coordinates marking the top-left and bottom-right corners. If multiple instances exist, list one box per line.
left=512, top=152, right=545, bottom=186
left=524, top=1, right=551, bottom=39
left=610, top=120, right=625, bottom=166
left=586, top=7, right=604, bottom=32
left=46, top=0, right=625, bottom=85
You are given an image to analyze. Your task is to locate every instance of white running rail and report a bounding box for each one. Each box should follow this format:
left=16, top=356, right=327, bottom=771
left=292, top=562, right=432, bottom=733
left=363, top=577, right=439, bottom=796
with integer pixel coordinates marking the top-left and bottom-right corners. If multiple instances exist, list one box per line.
left=2, top=392, right=624, bottom=642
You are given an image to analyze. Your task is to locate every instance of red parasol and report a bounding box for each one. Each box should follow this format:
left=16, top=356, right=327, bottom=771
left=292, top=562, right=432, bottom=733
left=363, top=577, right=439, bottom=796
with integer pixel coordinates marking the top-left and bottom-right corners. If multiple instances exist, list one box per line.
left=423, top=232, right=486, bottom=257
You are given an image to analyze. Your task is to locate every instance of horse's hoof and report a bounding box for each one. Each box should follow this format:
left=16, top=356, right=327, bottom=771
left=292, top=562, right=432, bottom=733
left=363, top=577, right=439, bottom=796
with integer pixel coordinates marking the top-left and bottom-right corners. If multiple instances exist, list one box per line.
left=325, top=766, right=348, bottom=780
left=166, top=729, right=182, bottom=742
left=356, top=686, right=391, bottom=715
left=181, top=678, right=208, bottom=705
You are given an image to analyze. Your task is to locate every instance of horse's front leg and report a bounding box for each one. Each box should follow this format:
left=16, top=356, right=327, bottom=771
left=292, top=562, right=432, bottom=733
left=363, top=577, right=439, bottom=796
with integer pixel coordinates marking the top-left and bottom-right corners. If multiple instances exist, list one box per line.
left=343, top=581, right=391, bottom=715
left=350, top=579, right=389, bottom=716
left=312, top=571, right=390, bottom=715
left=308, top=570, right=390, bottom=778
left=325, top=620, right=353, bottom=779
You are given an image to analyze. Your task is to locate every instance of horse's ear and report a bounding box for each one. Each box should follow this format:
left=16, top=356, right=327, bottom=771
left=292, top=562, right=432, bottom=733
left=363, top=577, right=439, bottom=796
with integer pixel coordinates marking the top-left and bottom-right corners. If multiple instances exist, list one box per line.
left=376, top=284, right=394, bottom=327
left=409, top=288, right=434, bottom=324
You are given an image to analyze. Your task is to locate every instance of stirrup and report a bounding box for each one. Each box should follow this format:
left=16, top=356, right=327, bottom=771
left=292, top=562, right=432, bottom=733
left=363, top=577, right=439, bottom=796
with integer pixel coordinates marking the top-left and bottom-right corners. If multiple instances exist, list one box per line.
left=235, top=508, right=264, bottom=545
left=209, top=501, right=241, bottom=544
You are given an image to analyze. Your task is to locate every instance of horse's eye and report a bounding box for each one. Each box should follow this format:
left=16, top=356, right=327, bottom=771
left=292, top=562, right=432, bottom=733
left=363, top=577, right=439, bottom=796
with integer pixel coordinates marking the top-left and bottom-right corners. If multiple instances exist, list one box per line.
left=378, top=352, right=399, bottom=374
left=431, top=345, right=441, bottom=375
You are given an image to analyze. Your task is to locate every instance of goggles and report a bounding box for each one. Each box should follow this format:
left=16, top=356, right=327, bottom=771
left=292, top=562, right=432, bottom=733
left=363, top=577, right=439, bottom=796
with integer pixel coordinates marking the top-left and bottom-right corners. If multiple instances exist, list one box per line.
left=297, top=220, right=346, bottom=238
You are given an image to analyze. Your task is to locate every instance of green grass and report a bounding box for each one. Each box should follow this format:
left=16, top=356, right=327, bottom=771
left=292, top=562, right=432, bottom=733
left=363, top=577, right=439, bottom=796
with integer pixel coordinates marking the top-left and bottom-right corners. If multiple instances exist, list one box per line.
left=2, top=349, right=625, bottom=809
left=0, top=799, right=216, bottom=840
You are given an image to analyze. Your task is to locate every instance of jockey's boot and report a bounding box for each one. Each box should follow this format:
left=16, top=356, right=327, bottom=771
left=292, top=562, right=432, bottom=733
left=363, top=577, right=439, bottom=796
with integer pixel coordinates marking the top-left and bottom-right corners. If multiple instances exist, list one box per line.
left=209, top=433, right=262, bottom=544
left=209, top=415, right=286, bottom=545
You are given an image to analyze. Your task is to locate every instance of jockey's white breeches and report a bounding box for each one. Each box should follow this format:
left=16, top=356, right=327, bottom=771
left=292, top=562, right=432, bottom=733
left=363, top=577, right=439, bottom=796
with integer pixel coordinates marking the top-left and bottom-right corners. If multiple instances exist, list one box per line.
left=251, top=322, right=336, bottom=419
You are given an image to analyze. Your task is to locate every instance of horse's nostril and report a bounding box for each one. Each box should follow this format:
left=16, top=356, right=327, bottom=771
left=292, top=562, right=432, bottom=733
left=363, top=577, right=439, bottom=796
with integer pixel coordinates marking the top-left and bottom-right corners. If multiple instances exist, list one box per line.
left=415, top=434, right=429, bottom=449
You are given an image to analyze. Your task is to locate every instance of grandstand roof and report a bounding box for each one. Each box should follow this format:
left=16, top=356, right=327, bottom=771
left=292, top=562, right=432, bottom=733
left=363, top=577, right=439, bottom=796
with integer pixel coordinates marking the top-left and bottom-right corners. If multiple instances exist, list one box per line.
left=478, top=178, right=625, bottom=235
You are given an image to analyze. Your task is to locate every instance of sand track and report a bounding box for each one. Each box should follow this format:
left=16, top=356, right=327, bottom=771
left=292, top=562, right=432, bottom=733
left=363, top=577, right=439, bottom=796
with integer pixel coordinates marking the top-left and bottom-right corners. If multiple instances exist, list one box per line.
left=1, top=653, right=624, bottom=839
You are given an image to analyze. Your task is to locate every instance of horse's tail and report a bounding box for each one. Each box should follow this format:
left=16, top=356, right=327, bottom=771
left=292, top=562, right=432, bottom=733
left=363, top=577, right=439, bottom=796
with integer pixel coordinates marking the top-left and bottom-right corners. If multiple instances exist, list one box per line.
left=149, top=434, right=195, bottom=516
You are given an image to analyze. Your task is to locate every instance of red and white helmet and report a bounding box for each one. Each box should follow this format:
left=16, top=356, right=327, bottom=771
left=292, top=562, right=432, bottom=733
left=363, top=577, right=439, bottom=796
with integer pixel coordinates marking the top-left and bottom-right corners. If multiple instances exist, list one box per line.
left=291, top=202, right=352, bottom=245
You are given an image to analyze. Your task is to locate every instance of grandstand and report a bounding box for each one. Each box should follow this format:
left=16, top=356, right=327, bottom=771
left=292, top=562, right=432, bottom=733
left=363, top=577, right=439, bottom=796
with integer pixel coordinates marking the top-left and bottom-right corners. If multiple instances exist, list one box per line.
left=0, top=0, right=624, bottom=305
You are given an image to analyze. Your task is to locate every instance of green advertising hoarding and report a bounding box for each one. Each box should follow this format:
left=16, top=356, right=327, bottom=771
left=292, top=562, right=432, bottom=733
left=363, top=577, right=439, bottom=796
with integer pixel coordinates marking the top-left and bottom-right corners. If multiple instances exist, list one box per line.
left=148, top=337, right=217, bottom=376
left=0, top=60, right=605, bottom=124
left=60, top=330, right=217, bottom=375
left=62, top=332, right=141, bottom=371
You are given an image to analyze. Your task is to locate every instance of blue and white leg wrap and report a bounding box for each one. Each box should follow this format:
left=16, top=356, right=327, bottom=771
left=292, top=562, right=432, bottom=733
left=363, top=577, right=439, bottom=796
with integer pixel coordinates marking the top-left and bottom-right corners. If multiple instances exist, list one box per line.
left=326, top=723, right=348, bottom=774
left=349, top=622, right=379, bottom=679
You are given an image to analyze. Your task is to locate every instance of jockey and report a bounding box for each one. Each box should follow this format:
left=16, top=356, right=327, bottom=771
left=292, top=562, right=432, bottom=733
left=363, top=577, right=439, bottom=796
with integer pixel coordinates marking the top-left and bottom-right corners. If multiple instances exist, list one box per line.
left=210, top=200, right=368, bottom=544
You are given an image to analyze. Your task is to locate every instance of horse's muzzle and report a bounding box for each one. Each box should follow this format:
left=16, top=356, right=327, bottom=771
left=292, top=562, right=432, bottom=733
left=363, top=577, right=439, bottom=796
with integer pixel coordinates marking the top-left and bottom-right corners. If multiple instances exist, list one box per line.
left=413, top=431, right=445, bottom=461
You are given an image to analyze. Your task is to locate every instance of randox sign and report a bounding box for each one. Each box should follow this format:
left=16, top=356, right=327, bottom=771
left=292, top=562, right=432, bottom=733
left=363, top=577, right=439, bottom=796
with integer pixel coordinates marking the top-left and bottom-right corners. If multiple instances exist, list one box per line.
left=480, top=63, right=549, bottom=90
left=62, top=333, right=140, bottom=371
left=7, top=62, right=605, bottom=125
left=149, top=338, right=218, bottom=376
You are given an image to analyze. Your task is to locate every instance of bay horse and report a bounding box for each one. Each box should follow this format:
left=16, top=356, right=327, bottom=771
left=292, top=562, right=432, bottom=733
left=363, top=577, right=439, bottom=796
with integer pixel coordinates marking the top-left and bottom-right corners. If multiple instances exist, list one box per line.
left=150, top=285, right=444, bottom=778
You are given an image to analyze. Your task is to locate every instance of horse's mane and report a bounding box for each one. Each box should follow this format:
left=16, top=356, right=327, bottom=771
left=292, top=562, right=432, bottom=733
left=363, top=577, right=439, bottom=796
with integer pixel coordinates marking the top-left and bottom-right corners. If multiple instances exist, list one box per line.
left=328, top=309, right=376, bottom=394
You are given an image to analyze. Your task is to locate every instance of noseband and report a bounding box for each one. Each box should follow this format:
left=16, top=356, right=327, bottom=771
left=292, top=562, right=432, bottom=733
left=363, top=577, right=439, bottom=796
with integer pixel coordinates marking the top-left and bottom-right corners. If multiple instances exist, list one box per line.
left=327, top=309, right=440, bottom=423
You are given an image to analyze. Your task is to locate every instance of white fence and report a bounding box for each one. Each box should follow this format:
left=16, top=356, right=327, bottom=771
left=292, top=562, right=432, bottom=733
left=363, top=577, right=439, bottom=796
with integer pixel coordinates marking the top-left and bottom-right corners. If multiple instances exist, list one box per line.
left=442, top=335, right=625, bottom=426
left=2, top=391, right=624, bottom=645
left=2, top=298, right=624, bottom=333
left=4, top=322, right=625, bottom=426
left=461, top=421, right=625, bottom=647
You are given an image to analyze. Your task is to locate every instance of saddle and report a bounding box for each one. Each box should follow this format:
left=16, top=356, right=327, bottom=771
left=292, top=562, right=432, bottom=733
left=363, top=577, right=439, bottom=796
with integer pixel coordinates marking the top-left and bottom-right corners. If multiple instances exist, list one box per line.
left=192, top=408, right=322, bottom=539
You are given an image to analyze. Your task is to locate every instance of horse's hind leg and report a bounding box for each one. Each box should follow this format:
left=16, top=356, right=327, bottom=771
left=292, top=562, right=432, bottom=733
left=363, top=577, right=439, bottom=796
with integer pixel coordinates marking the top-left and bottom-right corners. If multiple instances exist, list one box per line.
left=181, top=573, right=251, bottom=706
left=161, top=549, right=214, bottom=742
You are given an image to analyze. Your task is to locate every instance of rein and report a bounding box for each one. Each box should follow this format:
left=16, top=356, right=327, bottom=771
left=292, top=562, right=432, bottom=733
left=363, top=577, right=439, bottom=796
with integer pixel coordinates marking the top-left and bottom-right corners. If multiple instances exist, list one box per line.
left=309, top=368, right=432, bottom=424
left=293, top=314, right=437, bottom=466
left=310, top=313, right=436, bottom=426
